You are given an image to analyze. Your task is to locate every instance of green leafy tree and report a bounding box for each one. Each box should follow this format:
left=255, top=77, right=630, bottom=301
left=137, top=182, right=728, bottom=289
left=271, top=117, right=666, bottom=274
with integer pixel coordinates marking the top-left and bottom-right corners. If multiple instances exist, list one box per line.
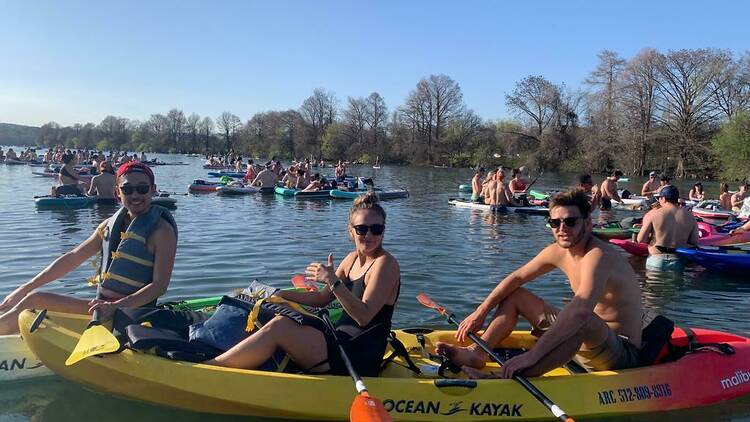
left=712, top=112, right=750, bottom=180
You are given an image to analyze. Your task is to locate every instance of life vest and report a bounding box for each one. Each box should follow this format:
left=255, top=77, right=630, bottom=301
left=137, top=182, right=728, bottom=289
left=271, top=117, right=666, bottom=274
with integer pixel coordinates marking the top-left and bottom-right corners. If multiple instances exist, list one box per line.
left=90, top=205, right=177, bottom=295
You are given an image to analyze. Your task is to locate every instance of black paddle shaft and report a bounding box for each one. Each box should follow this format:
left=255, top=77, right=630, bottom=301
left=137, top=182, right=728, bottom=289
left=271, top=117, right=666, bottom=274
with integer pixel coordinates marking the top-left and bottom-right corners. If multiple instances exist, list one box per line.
left=444, top=312, right=571, bottom=422
left=320, top=312, right=367, bottom=391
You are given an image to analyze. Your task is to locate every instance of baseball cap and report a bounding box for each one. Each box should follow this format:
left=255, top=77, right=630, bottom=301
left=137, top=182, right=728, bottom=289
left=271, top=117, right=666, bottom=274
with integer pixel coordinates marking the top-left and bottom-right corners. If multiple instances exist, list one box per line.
left=660, top=185, right=679, bottom=201
left=116, top=162, right=154, bottom=184
left=649, top=171, right=657, bottom=177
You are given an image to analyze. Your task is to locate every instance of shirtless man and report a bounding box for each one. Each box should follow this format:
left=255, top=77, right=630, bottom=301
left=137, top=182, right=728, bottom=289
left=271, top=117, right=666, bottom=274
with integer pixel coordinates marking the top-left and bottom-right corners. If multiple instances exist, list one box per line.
left=0, top=162, right=177, bottom=334
left=6, top=148, right=18, bottom=160
left=641, top=172, right=660, bottom=198
left=599, top=170, right=624, bottom=210
left=471, top=168, right=485, bottom=202
left=576, top=174, right=601, bottom=211
left=251, top=164, right=279, bottom=189
left=486, top=169, right=514, bottom=210
left=87, top=161, right=116, bottom=203
left=636, top=186, right=698, bottom=271
left=731, top=184, right=748, bottom=212
left=436, top=189, right=643, bottom=377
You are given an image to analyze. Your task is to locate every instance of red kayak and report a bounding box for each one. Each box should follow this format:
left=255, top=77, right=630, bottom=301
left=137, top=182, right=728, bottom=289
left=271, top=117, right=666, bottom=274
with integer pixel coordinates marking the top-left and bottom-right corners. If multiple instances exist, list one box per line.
left=610, top=239, right=649, bottom=256
left=697, top=221, right=750, bottom=246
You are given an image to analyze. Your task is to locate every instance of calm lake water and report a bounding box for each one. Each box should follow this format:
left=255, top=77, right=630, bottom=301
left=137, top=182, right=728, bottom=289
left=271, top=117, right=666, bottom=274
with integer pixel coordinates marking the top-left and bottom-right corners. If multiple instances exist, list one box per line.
left=1, top=152, right=749, bottom=421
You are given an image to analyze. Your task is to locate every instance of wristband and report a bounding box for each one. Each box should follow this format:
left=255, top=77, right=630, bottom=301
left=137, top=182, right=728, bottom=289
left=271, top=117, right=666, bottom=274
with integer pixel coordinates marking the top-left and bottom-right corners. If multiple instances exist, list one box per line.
left=329, top=279, right=343, bottom=292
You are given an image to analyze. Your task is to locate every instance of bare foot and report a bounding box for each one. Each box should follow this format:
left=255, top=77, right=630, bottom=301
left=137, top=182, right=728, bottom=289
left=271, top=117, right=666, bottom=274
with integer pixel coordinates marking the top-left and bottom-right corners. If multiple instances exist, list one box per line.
left=462, top=365, right=501, bottom=379
left=434, top=342, right=486, bottom=369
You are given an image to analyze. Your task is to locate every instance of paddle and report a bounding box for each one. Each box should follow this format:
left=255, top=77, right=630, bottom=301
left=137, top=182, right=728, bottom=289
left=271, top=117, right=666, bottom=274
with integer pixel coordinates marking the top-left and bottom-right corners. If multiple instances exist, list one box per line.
left=290, top=274, right=318, bottom=291
left=524, top=171, right=544, bottom=194
left=416, top=293, right=574, bottom=422
left=65, top=294, right=120, bottom=366
left=320, top=309, right=392, bottom=422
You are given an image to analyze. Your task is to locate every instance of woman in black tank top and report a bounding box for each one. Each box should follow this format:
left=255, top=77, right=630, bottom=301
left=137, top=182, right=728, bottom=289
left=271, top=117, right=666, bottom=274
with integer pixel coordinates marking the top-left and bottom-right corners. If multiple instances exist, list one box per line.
left=207, top=192, right=401, bottom=376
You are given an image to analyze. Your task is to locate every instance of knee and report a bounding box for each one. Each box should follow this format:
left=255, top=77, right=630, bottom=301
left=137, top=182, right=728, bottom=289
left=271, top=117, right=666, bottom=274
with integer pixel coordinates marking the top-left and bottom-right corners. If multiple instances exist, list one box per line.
left=497, top=288, right=528, bottom=312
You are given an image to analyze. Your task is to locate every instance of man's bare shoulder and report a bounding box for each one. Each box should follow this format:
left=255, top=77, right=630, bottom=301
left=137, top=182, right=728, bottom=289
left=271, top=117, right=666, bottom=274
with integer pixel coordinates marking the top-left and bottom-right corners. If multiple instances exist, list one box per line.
left=152, top=217, right=177, bottom=241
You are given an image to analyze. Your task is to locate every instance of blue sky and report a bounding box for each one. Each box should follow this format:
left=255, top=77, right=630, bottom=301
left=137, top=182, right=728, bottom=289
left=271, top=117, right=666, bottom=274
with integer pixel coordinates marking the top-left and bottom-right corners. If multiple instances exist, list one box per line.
left=1, top=0, right=748, bottom=127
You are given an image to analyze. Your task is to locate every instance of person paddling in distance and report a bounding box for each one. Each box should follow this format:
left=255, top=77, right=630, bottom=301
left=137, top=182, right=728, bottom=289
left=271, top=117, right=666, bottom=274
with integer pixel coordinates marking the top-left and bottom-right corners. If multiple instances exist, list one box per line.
left=731, top=183, right=748, bottom=213
left=636, top=186, right=698, bottom=271
left=509, top=168, right=527, bottom=195
left=435, top=189, right=644, bottom=378
left=0, top=162, right=177, bottom=335
left=576, top=174, right=601, bottom=211
left=641, top=172, right=660, bottom=198
left=471, top=167, right=485, bottom=202
left=599, top=170, right=624, bottom=210
left=87, top=161, right=117, bottom=203
left=207, top=192, right=400, bottom=376
left=688, top=183, right=705, bottom=202
left=56, top=153, right=86, bottom=196
left=719, top=183, right=733, bottom=210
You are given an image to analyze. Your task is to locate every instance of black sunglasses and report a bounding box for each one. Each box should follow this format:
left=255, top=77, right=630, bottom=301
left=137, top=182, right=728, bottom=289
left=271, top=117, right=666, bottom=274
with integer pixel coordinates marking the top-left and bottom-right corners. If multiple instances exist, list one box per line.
left=547, top=217, right=582, bottom=229
left=352, top=224, right=385, bottom=236
left=119, top=184, right=151, bottom=195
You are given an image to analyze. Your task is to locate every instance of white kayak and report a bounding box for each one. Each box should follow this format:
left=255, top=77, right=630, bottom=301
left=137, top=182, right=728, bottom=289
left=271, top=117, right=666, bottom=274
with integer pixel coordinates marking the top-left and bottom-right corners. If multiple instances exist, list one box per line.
left=0, top=334, right=51, bottom=382
left=448, top=198, right=549, bottom=215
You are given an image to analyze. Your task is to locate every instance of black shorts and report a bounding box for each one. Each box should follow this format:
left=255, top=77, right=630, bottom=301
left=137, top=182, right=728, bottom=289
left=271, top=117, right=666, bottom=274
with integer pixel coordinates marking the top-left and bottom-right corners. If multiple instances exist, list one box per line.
left=601, top=197, right=612, bottom=210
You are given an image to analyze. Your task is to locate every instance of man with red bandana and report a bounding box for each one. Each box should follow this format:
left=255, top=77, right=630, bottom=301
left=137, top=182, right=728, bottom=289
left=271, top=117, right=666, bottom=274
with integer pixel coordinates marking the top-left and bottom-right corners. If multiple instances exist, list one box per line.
left=0, top=162, right=178, bottom=334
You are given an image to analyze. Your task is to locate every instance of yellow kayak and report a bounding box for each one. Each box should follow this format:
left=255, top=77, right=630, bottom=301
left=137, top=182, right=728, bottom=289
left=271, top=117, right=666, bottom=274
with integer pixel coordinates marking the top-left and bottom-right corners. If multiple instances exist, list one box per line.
left=19, top=309, right=750, bottom=421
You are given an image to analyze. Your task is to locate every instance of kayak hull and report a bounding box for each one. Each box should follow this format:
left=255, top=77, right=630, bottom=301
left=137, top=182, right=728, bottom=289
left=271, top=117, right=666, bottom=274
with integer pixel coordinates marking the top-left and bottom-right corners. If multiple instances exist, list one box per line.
left=609, top=239, right=649, bottom=256
left=19, top=310, right=750, bottom=420
left=0, top=334, right=51, bottom=382
left=329, top=189, right=409, bottom=200
left=449, top=199, right=549, bottom=216
left=34, top=196, right=97, bottom=208
left=677, top=247, right=750, bottom=273
left=216, top=186, right=258, bottom=195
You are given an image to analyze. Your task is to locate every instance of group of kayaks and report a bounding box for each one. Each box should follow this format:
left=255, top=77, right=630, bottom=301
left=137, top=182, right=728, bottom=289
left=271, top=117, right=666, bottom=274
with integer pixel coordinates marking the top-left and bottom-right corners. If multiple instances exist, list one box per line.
left=189, top=174, right=410, bottom=201
left=4, top=296, right=748, bottom=420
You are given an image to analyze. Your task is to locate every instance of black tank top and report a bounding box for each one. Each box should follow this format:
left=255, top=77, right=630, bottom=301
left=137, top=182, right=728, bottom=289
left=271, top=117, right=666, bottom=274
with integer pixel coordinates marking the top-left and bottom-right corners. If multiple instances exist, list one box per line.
left=334, top=256, right=400, bottom=332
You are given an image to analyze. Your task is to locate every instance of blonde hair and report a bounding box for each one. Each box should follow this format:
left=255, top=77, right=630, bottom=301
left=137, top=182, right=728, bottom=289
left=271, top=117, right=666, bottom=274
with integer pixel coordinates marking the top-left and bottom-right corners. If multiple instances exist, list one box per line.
left=349, top=191, right=386, bottom=224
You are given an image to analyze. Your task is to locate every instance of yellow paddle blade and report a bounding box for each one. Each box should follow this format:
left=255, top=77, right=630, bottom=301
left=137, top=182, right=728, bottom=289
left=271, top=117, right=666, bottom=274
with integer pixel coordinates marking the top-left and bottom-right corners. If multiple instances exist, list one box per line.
left=65, top=324, right=120, bottom=366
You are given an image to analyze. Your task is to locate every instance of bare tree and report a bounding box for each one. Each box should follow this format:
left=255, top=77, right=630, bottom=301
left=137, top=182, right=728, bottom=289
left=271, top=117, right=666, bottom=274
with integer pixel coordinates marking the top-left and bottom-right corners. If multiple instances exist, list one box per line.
left=300, top=88, right=337, bottom=158
left=365, top=92, right=388, bottom=155
left=585, top=50, right=626, bottom=133
left=185, top=113, right=201, bottom=152
left=713, top=52, right=750, bottom=119
left=653, top=48, right=731, bottom=177
left=343, top=96, right=368, bottom=154
left=216, top=112, right=242, bottom=152
left=198, top=116, right=214, bottom=152
left=505, top=75, right=559, bottom=140
left=401, top=74, right=464, bottom=163
left=166, top=108, right=186, bottom=151
left=620, top=48, right=660, bottom=174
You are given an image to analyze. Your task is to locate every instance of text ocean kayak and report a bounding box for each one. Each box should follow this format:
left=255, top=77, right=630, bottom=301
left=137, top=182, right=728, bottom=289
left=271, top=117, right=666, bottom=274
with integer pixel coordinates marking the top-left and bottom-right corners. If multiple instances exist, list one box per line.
left=20, top=310, right=750, bottom=420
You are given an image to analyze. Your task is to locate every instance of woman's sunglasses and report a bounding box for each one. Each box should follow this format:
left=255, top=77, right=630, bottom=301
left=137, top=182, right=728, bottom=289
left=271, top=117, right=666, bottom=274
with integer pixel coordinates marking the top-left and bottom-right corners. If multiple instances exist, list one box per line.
left=352, top=224, right=385, bottom=236
left=119, top=185, right=151, bottom=195
left=547, top=217, right=581, bottom=229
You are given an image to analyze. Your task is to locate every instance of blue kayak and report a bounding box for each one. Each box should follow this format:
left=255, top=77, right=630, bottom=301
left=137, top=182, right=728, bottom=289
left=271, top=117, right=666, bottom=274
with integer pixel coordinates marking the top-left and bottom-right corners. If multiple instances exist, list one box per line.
left=207, top=171, right=245, bottom=178
left=677, top=247, right=750, bottom=273
left=35, top=196, right=97, bottom=209
left=329, top=189, right=409, bottom=200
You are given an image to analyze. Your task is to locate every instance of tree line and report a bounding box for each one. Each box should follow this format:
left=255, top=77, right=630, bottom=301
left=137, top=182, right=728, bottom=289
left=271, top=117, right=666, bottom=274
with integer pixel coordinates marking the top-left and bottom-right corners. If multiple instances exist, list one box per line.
left=29, top=47, right=750, bottom=178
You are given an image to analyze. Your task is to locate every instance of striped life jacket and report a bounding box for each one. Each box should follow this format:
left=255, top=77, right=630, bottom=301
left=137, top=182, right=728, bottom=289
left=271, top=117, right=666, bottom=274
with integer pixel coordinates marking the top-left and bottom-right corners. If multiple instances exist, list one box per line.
left=91, top=205, right=177, bottom=295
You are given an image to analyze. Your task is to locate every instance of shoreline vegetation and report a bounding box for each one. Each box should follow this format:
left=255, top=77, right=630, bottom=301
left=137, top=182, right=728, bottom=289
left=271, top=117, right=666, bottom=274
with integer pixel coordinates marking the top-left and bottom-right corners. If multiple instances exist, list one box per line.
left=2, top=48, right=749, bottom=180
